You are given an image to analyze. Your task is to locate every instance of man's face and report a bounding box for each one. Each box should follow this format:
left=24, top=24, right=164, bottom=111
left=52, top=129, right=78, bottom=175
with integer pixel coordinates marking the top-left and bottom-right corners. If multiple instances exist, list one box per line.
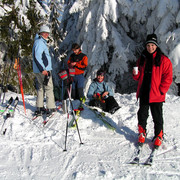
left=72, top=48, right=80, bottom=55
left=41, top=32, right=49, bottom=40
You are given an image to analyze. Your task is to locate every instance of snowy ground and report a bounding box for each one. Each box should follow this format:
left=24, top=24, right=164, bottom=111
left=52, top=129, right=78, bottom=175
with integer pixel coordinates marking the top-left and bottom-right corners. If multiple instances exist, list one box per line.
left=0, top=91, right=179, bottom=180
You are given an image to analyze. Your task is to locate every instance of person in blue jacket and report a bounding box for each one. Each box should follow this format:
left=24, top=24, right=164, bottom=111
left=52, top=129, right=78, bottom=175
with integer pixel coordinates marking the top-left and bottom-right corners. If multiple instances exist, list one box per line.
left=87, top=70, right=120, bottom=114
left=32, top=25, right=55, bottom=116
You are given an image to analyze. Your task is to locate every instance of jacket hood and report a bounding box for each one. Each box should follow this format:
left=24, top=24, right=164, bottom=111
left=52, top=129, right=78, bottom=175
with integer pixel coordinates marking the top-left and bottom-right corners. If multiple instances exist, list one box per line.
left=34, top=34, right=39, bottom=41
left=34, top=34, right=47, bottom=42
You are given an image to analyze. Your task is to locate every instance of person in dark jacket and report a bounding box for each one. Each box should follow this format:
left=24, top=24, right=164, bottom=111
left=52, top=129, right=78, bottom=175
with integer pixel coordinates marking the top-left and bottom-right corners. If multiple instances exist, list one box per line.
left=32, top=25, right=55, bottom=116
left=87, top=70, right=120, bottom=114
left=67, top=43, right=88, bottom=103
left=133, top=33, right=173, bottom=148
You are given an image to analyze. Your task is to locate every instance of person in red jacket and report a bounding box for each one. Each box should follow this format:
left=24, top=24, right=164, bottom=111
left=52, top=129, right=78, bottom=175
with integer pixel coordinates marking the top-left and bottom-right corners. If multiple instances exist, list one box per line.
left=133, top=34, right=173, bottom=148
left=68, top=43, right=88, bottom=102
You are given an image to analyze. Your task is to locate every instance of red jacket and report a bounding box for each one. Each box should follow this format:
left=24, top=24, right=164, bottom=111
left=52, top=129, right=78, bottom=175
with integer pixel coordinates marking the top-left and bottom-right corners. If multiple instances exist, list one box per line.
left=133, top=51, right=173, bottom=103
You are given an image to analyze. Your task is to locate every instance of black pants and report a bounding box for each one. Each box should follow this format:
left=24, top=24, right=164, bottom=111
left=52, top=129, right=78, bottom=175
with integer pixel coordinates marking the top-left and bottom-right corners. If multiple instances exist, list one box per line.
left=89, top=96, right=119, bottom=113
left=137, top=100, right=163, bottom=137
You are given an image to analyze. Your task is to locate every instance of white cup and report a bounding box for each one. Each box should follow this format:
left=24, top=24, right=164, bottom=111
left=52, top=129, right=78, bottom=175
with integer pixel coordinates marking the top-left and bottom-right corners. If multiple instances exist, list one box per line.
left=133, top=66, right=138, bottom=75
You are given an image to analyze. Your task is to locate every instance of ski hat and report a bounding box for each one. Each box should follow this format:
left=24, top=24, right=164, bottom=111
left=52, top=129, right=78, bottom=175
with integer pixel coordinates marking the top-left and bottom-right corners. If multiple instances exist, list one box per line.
left=97, top=70, right=105, bottom=76
left=39, top=25, right=50, bottom=34
left=145, top=33, right=159, bottom=46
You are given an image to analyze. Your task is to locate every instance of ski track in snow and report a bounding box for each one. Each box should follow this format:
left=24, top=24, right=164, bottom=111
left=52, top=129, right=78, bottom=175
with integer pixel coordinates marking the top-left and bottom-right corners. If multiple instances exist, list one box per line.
left=0, top=92, right=179, bottom=180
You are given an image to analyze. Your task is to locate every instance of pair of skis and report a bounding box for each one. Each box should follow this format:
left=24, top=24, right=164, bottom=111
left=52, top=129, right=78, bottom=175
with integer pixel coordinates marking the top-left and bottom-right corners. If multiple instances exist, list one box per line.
left=31, top=105, right=61, bottom=126
left=130, top=143, right=158, bottom=166
left=71, top=103, right=116, bottom=130
left=0, top=97, right=13, bottom=116
left=83, top=104, right=116, bottom=130
left=0, top=96, right=19, bottom=135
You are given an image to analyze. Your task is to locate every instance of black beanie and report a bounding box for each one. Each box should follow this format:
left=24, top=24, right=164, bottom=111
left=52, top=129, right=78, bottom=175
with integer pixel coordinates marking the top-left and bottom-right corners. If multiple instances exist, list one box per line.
left=146, top=34, right=159, bottom=46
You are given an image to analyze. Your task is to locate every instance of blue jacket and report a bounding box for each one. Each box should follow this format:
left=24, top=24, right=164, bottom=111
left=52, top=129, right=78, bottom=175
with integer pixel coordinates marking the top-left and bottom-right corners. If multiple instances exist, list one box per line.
left=32, top=34, right=52, bottom=73
left=87, top=79, right=114, bottom=100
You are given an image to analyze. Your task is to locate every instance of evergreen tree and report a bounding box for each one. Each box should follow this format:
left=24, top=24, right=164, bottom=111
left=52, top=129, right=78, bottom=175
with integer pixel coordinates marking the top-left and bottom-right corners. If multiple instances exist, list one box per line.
left=59, top=0, right=180, bottom=95
left=0, top=0, right=47, bottom=94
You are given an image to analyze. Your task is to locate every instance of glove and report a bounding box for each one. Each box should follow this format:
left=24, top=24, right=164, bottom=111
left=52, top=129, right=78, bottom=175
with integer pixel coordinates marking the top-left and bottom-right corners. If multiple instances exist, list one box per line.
left=96, top=93, right=105, bottom=103
left=43, top=71, right=50, bottom=86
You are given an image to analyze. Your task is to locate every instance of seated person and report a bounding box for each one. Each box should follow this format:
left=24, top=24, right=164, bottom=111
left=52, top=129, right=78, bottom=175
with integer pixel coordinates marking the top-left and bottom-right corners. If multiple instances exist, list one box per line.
left=87, top=70, right=120, bottom=114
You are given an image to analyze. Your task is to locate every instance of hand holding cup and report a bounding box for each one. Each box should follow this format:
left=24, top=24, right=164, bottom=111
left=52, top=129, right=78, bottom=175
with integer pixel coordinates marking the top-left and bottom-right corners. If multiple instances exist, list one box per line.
left=133, top=66, right=138, bottom=75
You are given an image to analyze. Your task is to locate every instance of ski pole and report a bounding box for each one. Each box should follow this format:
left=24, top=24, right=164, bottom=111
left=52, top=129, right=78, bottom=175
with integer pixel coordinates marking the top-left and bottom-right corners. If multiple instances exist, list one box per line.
left=63, top=100, right=69, bottom=152
left=63, top=85, right=72, bottom=151
left=2, top=60, right=13, bottom=104
left=14, top=58, right=26, bottom=114
left=67, top=85, right=83, bottom=145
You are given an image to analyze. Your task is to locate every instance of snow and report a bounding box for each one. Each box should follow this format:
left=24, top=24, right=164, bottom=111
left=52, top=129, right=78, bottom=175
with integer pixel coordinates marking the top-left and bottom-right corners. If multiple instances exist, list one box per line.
left=0, top=91, right=180, bottom=179
left=0, top=1, right=180, bottom=178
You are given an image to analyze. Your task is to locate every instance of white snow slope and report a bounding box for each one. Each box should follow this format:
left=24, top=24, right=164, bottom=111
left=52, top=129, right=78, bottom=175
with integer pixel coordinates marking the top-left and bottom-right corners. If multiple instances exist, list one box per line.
left=0, top=91, right=179, bottom=180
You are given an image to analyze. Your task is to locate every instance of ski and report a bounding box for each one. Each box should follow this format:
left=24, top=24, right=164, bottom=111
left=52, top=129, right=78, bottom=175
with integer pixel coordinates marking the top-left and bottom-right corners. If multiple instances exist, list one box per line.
left=1, top=113, right=11, bottom=135
left=129, top=143, right=161, bottom=166
left=42, top=112, right=56, bottom=126
left=0, top=97, right=13, bottom=116
left=143, top=147, right=158, bottom=166
left=42, top=105, right=61, bottom=126
left=129, top=144, right=143, bottom=165
left=1, top=96, right=19, bottom=135
left=82, top=103, right=116, bottom=130
left=32, top=115, right=41, bottom=121
left=88, top=106, right=116, bottom=130
left=10, top=96, right=19, bottom=117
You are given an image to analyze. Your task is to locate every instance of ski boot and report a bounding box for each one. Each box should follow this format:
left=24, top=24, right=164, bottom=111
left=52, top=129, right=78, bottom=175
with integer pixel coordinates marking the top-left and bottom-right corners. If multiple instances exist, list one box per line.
left=138, top=125, right=146, bottom=146
left=154, top=130, right=163, bottom=149
left=34, top=107, right=46, bottom=116
left=46, top=108, right=56, bottom=117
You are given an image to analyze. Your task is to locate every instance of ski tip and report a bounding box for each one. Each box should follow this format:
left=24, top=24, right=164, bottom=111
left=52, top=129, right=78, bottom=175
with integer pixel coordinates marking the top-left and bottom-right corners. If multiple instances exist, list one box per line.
left=15, top=96, right=19, bottom=100
left=143, top=162, right=152, bottom=166
left=3, top=128, right=7, bottom=135
left=129, top=161, right=139, bottom=165
left=129, top=158, right=140, bottom=165
left=10, top=97, right=13, bottom=100
left=6, top=113, right=11, bottom=118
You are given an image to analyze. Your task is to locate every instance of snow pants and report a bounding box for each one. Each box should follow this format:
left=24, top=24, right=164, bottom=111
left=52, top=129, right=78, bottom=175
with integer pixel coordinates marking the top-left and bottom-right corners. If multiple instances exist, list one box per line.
left=71, top=74, right=85, bottom=100
left=137, top=100, right=163, bottom=137
left=89, top=96, right=119, bottom=113
left=35, top=72, right=55, bottom=109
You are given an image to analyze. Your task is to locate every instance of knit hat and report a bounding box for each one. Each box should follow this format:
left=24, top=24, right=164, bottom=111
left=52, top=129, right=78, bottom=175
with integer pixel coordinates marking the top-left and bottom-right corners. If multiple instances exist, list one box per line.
left=145, top=34, right=158, bottom=46
left=39, top=25, right=50, bottom=33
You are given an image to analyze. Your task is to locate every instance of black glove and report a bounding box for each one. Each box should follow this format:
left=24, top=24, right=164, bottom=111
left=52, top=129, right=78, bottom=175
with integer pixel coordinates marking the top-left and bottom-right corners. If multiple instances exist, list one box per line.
left=43, top=71, right=50, bottom=86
